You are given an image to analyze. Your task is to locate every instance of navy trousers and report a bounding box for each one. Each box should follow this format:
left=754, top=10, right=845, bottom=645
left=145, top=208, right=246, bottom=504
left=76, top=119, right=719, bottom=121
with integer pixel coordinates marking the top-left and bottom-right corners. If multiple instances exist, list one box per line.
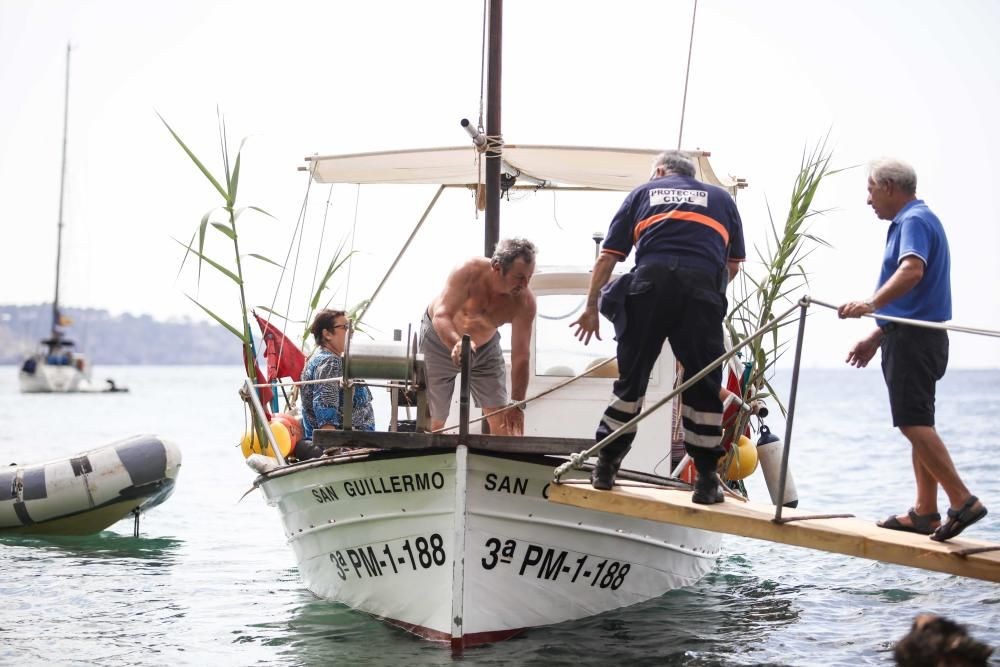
left=595, top=260, right=727, bottom=473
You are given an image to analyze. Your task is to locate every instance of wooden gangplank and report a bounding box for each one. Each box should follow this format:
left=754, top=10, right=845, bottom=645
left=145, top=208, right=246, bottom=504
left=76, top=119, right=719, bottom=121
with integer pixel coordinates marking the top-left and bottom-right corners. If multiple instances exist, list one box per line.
left=548, top=482, right=1000, bottom=583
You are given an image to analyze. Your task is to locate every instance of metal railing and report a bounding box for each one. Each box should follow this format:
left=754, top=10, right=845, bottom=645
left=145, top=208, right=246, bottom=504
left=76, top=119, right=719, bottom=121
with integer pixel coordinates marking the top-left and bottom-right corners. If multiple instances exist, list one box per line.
left=552, top=300, right=804, bottom=484
left=554, top=294, right=1000, bottom=523
left=242, top=294, right=999, bottom=523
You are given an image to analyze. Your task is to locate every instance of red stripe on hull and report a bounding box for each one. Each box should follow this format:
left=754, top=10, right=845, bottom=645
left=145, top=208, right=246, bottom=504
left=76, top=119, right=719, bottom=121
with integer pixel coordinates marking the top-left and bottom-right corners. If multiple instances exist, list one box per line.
left=381, top=615, right=526, bottom=649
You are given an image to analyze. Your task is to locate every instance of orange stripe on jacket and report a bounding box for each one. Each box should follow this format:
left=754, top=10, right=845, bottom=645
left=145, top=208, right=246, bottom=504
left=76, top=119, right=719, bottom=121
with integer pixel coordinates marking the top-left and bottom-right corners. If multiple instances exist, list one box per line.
left=632, top=211, right=730, bottom=246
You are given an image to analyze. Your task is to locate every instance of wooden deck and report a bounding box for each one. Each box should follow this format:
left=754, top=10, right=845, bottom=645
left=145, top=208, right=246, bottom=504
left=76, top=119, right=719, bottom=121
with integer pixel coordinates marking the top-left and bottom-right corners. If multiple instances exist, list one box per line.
left=548, top=481, right=1000, bottom=583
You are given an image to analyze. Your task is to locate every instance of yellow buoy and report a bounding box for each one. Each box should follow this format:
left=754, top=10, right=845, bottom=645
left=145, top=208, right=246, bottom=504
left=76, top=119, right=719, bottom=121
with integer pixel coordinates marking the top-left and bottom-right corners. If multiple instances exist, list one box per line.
left=720, top=435, right=759, bottom=480
left=240, top=421, right=292, bottom=459
left=272, top=413, right=303, bottom=448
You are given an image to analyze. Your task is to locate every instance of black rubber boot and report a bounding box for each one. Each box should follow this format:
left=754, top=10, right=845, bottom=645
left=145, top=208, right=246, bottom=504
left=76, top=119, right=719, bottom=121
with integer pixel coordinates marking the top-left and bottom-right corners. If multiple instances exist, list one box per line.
left=591, top=445, right=631, bottom=491
left=691, top=458, right=724, bottom=505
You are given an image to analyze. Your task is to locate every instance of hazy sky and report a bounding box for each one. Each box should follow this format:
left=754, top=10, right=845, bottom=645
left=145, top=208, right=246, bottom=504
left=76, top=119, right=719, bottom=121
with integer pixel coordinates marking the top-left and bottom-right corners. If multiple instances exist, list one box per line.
left=2, top=0, right=999, bottom=368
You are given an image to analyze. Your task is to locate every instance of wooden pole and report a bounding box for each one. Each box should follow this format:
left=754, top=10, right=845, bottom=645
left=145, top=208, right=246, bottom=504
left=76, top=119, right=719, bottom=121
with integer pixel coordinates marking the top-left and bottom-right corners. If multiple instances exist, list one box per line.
left=484, top=0, right=502, bottom=258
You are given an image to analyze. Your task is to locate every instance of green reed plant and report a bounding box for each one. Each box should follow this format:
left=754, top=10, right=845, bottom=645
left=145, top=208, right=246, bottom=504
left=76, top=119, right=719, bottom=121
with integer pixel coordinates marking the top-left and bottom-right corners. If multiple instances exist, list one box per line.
left=162, top=112, right=366, bottom=372
left=301, top=236, right=370, bottom=348
left=725, top=139, right=840, bottom=436
left=159, top=111, right=278, bottom=385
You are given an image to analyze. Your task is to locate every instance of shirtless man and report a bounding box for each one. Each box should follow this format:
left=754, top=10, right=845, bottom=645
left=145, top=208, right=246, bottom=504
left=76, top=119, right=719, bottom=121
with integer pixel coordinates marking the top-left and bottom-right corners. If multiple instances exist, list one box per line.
left=419, top=238, right=537, bottom=435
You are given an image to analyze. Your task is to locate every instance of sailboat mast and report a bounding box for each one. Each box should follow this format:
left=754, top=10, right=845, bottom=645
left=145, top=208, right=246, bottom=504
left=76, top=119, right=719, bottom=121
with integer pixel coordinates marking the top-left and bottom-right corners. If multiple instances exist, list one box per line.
left=483, top=0, right=502, bottom=258
left=676, top=0, right=699, bottom=150
left=51, top=43, right=71, bottom=343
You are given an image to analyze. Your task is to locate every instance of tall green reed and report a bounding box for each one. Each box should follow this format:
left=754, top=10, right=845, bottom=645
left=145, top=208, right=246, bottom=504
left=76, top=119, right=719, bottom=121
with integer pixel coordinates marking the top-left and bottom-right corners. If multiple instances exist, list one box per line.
left=161, top=112, right=364, bottom=381
left=724, top=139, right=841, bottom=442
left=160, top=111, right=277, bottom=384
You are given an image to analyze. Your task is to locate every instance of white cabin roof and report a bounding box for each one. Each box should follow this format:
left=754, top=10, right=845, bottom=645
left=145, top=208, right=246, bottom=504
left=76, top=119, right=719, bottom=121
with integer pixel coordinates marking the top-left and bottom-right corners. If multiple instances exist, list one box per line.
left=304, top=145, right=744, bottom=194
left=529, top=266, right=627, bottom=295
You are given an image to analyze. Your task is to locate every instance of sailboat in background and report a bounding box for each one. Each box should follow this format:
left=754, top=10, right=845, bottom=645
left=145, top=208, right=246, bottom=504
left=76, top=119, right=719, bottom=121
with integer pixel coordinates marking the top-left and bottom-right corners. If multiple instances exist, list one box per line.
left=18, top=45, right=124, bottom=394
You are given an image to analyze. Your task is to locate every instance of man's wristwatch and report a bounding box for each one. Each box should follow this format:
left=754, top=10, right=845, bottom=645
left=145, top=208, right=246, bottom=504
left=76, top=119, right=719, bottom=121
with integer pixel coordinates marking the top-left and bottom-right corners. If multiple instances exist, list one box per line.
left=864, top=299, right=876, bottom=310
left=509, top=401, right=525, bottom=412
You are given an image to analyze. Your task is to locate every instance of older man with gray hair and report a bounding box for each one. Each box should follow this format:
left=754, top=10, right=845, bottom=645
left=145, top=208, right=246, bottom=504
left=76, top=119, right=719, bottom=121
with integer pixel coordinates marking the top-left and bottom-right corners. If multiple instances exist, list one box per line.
left=420, top=238, right=537, bottom=435
left=572, top=150, right=746, bottom=502
left=839, top=158, right=986, bottom=541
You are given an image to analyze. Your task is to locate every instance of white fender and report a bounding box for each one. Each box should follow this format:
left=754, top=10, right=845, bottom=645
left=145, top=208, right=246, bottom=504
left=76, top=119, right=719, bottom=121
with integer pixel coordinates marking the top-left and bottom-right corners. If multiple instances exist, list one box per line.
left=756, top=425, right=798, bottom=508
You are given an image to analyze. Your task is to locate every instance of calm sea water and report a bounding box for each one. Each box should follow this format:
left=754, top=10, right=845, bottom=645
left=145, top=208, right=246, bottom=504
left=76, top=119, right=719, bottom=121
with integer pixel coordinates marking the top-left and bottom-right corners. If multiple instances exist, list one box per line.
left=1, top=365, right=997, bottom=666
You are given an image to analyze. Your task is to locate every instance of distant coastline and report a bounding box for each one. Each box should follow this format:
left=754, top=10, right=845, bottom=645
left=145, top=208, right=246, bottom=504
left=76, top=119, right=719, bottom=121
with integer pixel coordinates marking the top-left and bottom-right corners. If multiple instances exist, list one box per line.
left=4, top=304, right=993, bottom=370
left=0, top=304, right=242, bottom=365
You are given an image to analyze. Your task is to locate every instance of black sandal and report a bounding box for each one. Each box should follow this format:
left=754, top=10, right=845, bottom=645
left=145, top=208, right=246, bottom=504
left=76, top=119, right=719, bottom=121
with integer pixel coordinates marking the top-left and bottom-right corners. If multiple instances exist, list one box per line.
left=876, top=508, right=941, bottom=535
left=931, top=495, right=987, bottom=542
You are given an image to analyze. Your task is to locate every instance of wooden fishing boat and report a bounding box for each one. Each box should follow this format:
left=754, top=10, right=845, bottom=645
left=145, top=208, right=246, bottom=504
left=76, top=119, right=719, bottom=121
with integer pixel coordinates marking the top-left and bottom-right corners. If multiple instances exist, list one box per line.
left=245, top=209, right=749, bottom=647
left=238, top=1, right=763, bottom=649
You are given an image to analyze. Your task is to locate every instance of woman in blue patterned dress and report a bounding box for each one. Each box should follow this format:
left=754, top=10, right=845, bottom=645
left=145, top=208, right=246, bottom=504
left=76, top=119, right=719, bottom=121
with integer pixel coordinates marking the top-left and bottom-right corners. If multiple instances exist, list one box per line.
left=299, top=309, right=376, bottom=441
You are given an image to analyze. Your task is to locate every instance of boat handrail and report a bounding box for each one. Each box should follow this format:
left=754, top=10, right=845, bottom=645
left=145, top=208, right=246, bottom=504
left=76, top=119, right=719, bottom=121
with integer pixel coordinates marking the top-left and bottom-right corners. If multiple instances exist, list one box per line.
left=552, top=300, right=804, bottom=483
left=243, top=376, right=288, bottom=466
left=243, top=298, right=798, bottom=466
left=554, top=295, right=1000, bottom=523
left=247, top=377, right=419, bottom=390
left=242, top=294, right=1000, bottom=488
left=808, top=298, right=1000, bottom=338
left=248, top=376, right=344, bottom=389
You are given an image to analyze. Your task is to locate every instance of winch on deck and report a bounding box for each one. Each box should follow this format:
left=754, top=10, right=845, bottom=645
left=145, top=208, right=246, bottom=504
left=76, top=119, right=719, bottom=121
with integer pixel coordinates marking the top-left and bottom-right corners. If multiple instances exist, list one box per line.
left=340, top=334, right=429, bottom=435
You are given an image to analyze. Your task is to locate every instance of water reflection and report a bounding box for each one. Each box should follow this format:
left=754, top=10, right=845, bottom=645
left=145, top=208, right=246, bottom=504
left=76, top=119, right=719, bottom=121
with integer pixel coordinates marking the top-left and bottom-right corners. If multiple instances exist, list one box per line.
left=245, top=594, right=435, bottom=665
left=0, top=531, right=192, bottom=665
left=0, top=531, right=182, bottom=564
left=258, top=561, right=805, bottom=667
left=4, top=368, right=998, bottom=665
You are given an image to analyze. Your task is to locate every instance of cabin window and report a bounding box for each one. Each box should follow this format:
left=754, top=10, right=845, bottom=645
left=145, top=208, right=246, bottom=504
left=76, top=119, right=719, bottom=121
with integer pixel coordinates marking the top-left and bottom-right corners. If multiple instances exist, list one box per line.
left=533, top=294, right=620, bottom=378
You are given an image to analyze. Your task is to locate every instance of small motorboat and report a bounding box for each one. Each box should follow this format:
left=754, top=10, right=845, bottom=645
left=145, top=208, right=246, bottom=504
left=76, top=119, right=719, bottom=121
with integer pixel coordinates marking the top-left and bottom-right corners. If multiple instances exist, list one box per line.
left=0, top=435, right=181, bottom=536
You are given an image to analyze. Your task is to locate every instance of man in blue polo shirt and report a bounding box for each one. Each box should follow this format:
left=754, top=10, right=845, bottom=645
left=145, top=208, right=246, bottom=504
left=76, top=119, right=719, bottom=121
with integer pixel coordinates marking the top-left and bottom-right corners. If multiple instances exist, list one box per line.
left=571, top=150, right=745, bottom=504
left=839, top=158, right=986, bottom=541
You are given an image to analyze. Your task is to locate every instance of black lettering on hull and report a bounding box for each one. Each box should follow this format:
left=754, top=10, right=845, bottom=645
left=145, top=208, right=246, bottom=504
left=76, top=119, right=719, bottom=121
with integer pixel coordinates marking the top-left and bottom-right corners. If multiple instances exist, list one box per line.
left=485, top=474, right=529, bottom=495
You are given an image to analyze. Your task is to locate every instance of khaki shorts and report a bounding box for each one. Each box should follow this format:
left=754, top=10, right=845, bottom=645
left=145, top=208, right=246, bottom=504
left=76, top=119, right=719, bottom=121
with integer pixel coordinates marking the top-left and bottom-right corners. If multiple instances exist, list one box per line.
left=418, top=311, right=508, bottom=422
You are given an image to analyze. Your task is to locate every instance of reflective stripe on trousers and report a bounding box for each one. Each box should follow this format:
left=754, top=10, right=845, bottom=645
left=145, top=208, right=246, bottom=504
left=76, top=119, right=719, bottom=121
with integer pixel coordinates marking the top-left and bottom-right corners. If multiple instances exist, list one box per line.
left=594, top=261, right=726, bottom=464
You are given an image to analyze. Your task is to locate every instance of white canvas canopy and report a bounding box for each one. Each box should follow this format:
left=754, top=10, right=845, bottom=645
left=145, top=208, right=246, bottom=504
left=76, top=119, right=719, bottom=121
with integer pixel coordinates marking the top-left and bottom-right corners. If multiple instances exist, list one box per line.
left=304, top=145, right=745, bottom=194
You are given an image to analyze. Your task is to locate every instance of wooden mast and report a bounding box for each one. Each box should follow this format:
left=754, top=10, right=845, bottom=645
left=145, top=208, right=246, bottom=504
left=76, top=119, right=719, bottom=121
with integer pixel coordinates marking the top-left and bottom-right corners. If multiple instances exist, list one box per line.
left=483, top=0, right=502, bottom=258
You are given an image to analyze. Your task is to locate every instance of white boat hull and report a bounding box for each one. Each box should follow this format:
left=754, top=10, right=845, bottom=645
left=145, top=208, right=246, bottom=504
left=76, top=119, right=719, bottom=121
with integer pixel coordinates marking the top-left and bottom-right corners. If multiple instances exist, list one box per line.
left=19, top=354, right=93, bottom=393
left=257, top=449, right=719, bottom=646
left=0, top=435, right=182, bottom=535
